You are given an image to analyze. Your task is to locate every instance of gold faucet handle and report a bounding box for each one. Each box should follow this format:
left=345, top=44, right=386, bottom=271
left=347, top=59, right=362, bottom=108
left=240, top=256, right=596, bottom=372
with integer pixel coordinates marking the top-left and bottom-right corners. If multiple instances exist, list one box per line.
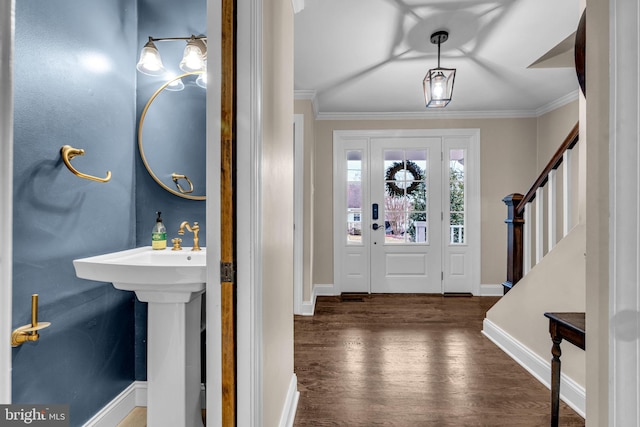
left=171, top=238, right=183, bottom=251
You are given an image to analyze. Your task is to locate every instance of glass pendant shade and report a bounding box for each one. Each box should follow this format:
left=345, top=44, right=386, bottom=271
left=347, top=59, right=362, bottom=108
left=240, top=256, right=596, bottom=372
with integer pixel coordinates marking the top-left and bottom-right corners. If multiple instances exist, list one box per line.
left=136, top=40, right=166, bottom=76
left=180, top=38, right=207, bottom=73
left=196, top=64, right=207, bottom=88
left=166, top=77, right=185, bottom=92
left=423, top=67, right=456, bottom=108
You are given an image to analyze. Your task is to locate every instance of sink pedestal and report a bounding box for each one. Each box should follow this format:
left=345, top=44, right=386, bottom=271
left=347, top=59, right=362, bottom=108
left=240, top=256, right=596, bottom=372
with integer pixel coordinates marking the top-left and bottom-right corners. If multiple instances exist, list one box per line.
left=72, top=247, right=207, bottom=427
left=147, top=291, right=204, bottom=427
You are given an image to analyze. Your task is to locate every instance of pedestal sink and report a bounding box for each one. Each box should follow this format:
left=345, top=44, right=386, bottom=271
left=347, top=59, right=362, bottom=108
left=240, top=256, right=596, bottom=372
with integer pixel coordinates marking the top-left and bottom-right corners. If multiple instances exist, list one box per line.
left=73, top=247, right=206, bottom=427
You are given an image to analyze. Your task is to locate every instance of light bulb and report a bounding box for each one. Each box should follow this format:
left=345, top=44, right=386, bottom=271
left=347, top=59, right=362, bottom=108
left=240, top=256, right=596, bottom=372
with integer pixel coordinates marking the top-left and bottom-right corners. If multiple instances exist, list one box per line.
left=432, top=72, right=446, bottom=100
left=180, top=38, right=207, bottom=72
left=136, top=40, right=166, bottom=76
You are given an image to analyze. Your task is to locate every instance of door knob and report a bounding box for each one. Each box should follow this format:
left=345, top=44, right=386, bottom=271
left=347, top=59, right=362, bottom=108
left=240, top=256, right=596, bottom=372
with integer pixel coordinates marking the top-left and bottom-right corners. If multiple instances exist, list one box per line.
left=372, top=223, right=381, bottom=230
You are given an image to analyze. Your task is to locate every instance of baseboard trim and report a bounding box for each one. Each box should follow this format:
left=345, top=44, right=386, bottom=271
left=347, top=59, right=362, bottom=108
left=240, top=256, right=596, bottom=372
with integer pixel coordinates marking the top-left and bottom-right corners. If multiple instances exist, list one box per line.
left=279, top=374, right=300, bottom=427
left=82, top=381, right=144, bottom=427
left=480, top=284, right=503, bottom=296
left=82, top=381, right=206, bottom=426
left=300, top=284, right=337, bottom=316
left=482, top=318, right=585, bottom=418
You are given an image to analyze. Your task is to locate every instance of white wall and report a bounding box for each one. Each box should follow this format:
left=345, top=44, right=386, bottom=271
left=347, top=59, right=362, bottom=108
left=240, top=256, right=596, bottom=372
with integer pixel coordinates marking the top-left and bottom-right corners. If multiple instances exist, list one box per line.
left=294, top=99, right=316, bottom=302
left=261, top=0, right=295, bottom=425
left=485, top=224, right=586, bottom=385
left=584, top=0, right=609, bottom=424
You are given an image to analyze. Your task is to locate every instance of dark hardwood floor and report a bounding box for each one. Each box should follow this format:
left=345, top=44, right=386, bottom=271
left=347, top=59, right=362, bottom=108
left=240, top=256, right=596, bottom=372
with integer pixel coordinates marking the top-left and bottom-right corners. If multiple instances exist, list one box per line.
left=294, top=294, right=585, bottom=426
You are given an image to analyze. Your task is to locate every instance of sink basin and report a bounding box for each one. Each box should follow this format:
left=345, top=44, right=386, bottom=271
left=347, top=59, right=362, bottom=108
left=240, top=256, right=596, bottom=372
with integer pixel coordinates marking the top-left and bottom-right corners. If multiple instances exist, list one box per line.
left=73, top=246, right=206, bottom=303
left=73, top=246, right=207, bottom=426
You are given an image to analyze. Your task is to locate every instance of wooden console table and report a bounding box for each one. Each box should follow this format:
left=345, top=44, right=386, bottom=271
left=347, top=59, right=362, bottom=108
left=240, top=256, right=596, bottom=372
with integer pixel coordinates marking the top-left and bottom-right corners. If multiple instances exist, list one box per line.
left=543, top=312, right=585, bottom=427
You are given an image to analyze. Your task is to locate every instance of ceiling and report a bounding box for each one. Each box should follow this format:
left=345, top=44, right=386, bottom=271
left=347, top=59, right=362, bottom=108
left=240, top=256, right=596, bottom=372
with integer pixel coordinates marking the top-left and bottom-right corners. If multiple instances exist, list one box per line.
left=294, top=0, right=581, bottom=118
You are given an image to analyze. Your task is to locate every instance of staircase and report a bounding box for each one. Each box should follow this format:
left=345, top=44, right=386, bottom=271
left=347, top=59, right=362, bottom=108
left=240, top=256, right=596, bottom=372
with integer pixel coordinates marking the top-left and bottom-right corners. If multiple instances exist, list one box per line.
left=482, top=122, right=586, bottom=417
left=502, top=122, right=579, bottom=293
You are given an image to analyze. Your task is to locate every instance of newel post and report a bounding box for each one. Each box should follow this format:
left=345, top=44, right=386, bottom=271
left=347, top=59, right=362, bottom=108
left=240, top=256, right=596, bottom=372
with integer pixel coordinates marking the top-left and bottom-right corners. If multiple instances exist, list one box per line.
left=503, top=193, right=524, bottom=294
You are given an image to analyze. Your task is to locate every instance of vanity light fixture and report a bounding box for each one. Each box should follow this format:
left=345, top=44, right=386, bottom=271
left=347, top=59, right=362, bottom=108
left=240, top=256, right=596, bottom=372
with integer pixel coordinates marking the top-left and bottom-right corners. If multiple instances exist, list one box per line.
left=423, top=30, right=456, bottom=108
left=136, top=35, right=207, bottom=82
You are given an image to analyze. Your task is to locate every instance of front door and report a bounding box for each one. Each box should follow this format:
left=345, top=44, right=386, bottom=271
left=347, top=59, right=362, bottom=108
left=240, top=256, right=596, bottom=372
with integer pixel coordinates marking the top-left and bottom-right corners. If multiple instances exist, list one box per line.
left=369, top=137, right=442, bottom=293
left=333, top=129, right=480, bottom=295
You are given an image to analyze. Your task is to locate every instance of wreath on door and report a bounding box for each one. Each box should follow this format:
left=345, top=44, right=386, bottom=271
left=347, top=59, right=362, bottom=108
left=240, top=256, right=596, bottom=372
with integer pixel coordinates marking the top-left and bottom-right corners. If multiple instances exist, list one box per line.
left=385, top=160, right=424, bottom=197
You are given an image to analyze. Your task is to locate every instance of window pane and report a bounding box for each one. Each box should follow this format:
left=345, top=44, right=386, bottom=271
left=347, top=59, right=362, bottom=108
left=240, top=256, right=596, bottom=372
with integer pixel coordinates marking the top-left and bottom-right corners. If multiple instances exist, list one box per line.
left=449, top=149, right=465, bottom=244
left=384, top=149, right=427, bottom=244
left=347, top=151, right=362, bottom=245
left=450, top=213, right=464, bottom=244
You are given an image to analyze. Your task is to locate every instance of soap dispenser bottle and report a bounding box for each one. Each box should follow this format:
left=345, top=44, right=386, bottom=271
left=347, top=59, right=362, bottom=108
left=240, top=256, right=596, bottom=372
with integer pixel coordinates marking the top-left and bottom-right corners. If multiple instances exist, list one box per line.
left=152, top=211, right=167, bottom=250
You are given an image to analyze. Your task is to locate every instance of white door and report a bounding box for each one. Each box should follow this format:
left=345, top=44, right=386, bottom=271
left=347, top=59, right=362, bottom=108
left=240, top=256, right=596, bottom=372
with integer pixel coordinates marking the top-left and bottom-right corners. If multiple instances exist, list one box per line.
left=333, top=129, right=480, bottom=295
left=369, top=137, right=442, bottom=293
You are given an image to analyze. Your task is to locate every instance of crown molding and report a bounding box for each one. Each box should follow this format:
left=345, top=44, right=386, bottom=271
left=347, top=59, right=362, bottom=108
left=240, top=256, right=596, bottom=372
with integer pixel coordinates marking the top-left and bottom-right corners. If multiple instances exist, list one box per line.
left=294, top=90, right=318, bottom=118
left=295, top=90, right=579, bottom=121
left=315, top=109, right=539, bottom=120
left=535, top=90, right=580, bottom=116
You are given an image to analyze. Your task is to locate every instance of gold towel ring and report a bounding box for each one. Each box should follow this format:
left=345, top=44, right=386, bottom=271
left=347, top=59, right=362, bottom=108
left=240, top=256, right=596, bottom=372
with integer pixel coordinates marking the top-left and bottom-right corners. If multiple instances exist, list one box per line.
left=60, top=145, right=111, bottom=183
left=172, top=173, right=194, bottom=194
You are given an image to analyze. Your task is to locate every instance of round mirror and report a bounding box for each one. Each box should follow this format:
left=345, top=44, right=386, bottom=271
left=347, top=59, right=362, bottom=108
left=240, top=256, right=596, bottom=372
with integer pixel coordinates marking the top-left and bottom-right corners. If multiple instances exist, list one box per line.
left=138, top=72, right=206, bottom=200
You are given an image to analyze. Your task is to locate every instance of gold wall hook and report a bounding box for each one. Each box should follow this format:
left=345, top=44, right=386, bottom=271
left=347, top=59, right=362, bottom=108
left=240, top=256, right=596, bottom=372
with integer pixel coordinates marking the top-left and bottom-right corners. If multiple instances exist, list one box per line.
left=60, top=145, right=112, bottom=183
left=11, top=294, right=51, bottom=347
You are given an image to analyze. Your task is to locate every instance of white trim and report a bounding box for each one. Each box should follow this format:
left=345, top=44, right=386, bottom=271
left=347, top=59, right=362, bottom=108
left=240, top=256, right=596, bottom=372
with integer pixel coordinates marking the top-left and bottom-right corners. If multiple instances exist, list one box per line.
left=297, top=91, right=579, bottom=121
left=293, top=90, right=318, bottom=118
left=291, top=0, right=304, bottom=14
left=480, top=284, right=503, bottom=296
left=300, top=300, right=315, bottom=316
left=482, top=318, right=586, bottom=418
left=82, top=382, right=207, bottom=427
left=535, top=90, right=580, bottom=117
left=0, top=0, right=13, bottom=404
left=299, top=283, right=339, bottom=316
left=278, top=374, right=300, bottom=427
left=82, top=382, right=144, bottom=427
left=293, top=114, right=304, bottom=315
left=205, top=0, right=223, bottom=424
left=317, top=110, right=540, bottom=121
left=312, top=283, right=338, bottom=296
left=609, top=0, right=640, bottom=424
left=236, top=0, right=263, bottom=423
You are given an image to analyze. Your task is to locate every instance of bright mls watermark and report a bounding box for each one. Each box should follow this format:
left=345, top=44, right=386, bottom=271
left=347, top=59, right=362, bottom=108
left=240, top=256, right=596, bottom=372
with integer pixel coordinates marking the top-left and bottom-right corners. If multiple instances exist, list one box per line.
left=0, top=405, right=69, bottom=426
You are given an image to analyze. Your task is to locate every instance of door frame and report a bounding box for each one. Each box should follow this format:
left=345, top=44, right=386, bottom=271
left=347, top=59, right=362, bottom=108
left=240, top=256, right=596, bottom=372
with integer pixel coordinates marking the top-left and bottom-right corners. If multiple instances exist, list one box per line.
left=0, top=0, right=14, bottom=404
left=293, top=114, right=304, bottom=315
left=332, top=128, right=481, bottom=295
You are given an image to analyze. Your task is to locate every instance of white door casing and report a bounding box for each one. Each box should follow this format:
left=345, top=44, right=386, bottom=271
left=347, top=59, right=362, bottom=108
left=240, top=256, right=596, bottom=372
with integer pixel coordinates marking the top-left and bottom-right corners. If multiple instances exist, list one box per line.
left=333, top=129, right=481, bottom=295
left=0, top=0, right=14, bottom=404
left=293, top=114, right=304, bottom=315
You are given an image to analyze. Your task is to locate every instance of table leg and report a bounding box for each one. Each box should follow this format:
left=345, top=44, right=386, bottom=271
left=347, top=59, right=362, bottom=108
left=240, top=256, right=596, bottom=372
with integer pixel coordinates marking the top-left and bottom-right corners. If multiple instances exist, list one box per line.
left=550, top=337, right=562, bottom=427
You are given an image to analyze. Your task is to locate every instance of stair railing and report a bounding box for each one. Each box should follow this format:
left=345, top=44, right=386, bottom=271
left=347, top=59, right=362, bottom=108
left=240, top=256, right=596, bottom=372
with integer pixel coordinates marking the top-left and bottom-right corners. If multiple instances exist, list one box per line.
left=503, top=123, right=580, bottom=293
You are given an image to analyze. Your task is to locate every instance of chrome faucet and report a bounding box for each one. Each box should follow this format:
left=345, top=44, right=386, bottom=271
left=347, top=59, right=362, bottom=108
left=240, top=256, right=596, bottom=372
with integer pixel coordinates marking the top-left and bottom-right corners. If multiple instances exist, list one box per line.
left=178, top=221, right=201, bottom=251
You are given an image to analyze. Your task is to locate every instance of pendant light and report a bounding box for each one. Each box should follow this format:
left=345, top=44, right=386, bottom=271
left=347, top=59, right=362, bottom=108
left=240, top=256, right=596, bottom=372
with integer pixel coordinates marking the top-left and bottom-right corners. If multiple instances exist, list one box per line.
left=423, top=31, right=456, bottom=108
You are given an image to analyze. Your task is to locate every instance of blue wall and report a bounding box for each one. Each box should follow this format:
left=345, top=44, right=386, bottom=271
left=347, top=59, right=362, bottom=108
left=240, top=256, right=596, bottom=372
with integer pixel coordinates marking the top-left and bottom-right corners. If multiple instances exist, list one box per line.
left=12, top=0, right=138, bottom=425
left=12, top=0, right=205, bottom=424
left=134, top=0, right=207, bottom=381
left=135, top=0, right=206, bottom=247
